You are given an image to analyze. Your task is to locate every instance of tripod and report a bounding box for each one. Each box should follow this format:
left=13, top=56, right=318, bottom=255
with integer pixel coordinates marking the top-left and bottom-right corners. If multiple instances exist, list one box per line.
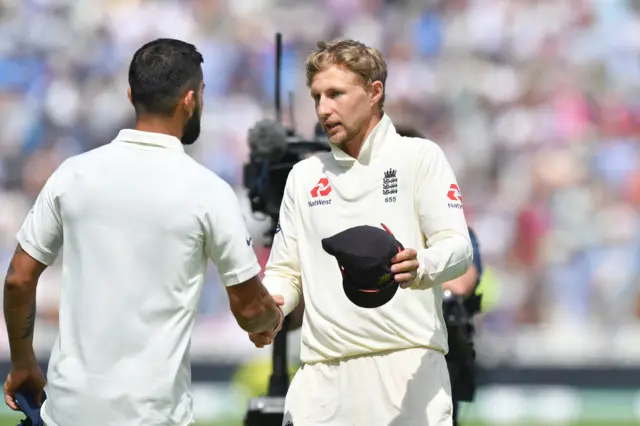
left=243, top=314, right=291, bottom=426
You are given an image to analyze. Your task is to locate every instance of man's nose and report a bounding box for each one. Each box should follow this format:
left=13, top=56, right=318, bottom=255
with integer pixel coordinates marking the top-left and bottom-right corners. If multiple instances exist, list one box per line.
left=316, top=99, right=332, bottom=118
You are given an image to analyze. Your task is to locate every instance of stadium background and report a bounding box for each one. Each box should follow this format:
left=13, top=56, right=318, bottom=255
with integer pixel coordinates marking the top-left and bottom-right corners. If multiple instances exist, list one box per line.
left=0, top=0, right=639, bottom=424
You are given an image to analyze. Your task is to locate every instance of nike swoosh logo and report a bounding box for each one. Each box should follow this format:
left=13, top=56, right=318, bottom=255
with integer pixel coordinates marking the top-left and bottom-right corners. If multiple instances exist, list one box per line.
left=246, top=237, right=252, bottom=246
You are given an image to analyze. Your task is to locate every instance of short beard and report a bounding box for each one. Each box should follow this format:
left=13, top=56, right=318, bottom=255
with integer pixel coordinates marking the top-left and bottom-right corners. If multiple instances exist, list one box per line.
left=181, top=104, right=201, bottom=145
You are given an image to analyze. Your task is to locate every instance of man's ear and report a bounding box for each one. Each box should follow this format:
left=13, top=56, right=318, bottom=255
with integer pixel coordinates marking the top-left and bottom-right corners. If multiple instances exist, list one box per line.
left=182, top=90, right=195, bottom=117
left=127, top=87, right=134, bottom=106
left=370, top=81, right=383, bottom=107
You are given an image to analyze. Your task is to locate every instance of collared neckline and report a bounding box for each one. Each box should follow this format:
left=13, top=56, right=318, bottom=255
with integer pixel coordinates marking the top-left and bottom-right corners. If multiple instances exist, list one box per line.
left=329, top=114, right=395, bottom=166
left=114, top=129, right=185, bottom=152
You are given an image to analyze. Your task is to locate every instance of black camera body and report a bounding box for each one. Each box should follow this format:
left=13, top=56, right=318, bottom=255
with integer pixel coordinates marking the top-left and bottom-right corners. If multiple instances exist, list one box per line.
left=243, top=128, right=330, bottom=240
left=244, top=396, right=286, bottom=426
left=443, top=290, right=482, bottom=403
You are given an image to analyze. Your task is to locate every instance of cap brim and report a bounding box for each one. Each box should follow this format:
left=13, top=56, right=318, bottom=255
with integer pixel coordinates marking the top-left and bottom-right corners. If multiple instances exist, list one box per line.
left=342, top=276, right=399, bottom=309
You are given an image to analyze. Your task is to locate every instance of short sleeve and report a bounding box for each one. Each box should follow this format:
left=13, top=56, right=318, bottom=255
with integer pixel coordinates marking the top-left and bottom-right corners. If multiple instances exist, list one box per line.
left=203, top=182, right=261, bottom=286
left=16, top=168, right=64, bottom=266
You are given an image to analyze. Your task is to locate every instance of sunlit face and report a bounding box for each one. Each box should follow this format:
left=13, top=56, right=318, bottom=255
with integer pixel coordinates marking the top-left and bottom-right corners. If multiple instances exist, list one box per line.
left=310, top=65, right=380, bottom=148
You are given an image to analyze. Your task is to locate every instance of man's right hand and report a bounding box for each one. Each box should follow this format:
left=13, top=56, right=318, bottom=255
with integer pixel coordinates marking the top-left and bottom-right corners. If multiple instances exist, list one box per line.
left=249, top=295, right=284, bottom=348
left=4, top=362, right=46, bottom=411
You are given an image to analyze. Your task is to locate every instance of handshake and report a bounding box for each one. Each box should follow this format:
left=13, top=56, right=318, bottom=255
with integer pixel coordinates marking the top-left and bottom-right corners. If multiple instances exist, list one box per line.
left=248, top=295, right=285, bottom=348
left=248, top=247, right=422, bottom=348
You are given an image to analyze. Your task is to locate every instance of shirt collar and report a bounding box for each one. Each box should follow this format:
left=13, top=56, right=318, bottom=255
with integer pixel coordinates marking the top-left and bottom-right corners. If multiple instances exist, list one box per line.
left=114, top=129, right=185, bottom=152
left=329, top=114, right=396, bottom=166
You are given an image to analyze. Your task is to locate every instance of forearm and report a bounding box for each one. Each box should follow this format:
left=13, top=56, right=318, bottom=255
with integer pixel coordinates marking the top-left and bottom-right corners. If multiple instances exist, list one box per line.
left=416, top=233, right=473, bottom=289
left=263, top=274, right=301, bottom=317
left=3, top=277, right=37, bottom=366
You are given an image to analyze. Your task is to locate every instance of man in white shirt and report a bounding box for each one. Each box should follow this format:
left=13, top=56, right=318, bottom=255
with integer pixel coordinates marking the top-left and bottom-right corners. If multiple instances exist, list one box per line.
left=2, top=38, right=283, bottom=426
left=250, top=39, right=473, bottom=425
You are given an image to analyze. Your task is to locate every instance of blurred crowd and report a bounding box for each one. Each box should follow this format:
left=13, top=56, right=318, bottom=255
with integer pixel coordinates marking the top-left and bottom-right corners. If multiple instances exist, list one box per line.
left=0, top=0, right=639, bottom=365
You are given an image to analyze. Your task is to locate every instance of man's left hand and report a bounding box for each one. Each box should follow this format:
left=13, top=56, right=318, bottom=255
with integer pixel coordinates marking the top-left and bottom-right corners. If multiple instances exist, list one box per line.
left=391, top=248, right=420, bottom=288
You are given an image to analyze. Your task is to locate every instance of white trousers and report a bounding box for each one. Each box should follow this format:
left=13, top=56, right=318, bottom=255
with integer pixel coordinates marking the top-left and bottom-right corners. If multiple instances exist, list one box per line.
left=282, top=347, right=453, bottom=426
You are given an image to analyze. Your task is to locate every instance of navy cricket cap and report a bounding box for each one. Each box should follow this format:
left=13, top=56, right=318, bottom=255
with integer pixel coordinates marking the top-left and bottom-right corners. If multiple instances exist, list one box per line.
left=321, top=224, right=404, bottom=309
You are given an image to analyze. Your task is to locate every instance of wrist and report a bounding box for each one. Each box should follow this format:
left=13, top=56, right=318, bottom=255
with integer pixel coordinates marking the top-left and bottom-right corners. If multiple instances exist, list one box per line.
left=11, top=351, right=37, bottom=369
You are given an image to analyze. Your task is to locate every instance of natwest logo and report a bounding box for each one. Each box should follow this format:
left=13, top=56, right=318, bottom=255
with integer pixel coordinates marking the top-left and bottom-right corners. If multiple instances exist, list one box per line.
left=310, top=177, right=332, bottom=198
left=309, top=177, right=332, bottom=207
left=447, top=184, right=463, bottom=209
left=447, top=184, right=462, bottom=202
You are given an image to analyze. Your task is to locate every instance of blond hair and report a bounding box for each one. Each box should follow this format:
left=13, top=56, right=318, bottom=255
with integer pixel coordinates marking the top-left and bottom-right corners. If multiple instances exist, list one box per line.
left=305, top=39, right=388, bottom=111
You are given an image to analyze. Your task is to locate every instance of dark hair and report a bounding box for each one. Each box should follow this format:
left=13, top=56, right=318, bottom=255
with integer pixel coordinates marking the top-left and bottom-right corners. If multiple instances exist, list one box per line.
left=395, top=125, right=424, bottom=139
left=128, top=38, right=204, bottom=116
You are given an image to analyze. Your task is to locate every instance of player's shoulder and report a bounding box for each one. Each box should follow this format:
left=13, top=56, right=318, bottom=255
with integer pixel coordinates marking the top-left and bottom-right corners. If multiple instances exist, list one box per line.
left=292, top=152, right=329, bottom=174
left=48, top=145, right=112, bottom=180
left=281, top=151, right=326, bottom=183
left=395, top=132, right=441, bottom=154
left=179, top=155, right=237, bottom=195
left=394, top=133, right=447, bottom=170
left=286, top=152, right=333, bottom=188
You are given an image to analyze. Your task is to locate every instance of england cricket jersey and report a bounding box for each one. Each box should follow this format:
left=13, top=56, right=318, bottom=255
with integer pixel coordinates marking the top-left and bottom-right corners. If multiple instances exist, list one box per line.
left=263, top=114, right=473, bottom=363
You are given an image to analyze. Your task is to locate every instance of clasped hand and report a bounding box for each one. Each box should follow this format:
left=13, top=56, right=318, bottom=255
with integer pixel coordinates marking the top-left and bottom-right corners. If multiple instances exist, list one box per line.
left=248, top=295, right=284, bottom=348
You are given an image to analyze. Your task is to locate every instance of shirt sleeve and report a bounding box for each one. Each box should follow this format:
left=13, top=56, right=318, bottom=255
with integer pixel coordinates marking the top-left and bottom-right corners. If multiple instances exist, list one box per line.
left=413, top=143, right=473, bottom=288
left=262, top=170, right=302, bottom=316
left=204, top=182, right=261, bottom=287
left=16, top=167, right=64, bottom=266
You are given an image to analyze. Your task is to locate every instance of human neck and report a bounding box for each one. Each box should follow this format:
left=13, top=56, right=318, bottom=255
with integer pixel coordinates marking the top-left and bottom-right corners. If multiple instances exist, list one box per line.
left=341, top=112, right=383, bottom=158
left=135, top=115, right=183, bottom=141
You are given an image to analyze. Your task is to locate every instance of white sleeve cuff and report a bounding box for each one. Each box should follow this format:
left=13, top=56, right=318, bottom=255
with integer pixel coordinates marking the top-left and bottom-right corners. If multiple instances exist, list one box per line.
left=16, top=232, right=57, bottom=266
left=220, top=262, right=262, bottom=287
left=410, top=257, right=433, bottom=290
left=263, top=276, right=301, bottom=316
left=412, top=235, right=473, bottom=290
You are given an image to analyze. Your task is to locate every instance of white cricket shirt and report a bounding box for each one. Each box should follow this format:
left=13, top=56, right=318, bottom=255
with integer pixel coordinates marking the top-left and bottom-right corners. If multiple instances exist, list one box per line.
left=16, top=130, right=260, bottom=426
left=263, top=114, right=473, bottom=363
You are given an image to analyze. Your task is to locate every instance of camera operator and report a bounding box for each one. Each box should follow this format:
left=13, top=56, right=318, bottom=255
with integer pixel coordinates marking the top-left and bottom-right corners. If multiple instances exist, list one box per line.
left=442, top=227, right=482, bottom=425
